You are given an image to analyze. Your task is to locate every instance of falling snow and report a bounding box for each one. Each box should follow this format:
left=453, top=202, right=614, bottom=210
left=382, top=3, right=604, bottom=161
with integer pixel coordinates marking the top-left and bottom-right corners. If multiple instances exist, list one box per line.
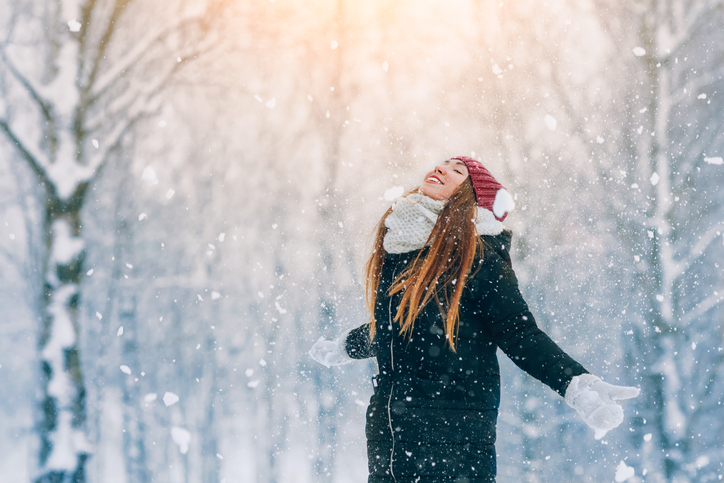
left=0, top=1, right=722, bottom=482
left=163, top=392, right=180, bottom=407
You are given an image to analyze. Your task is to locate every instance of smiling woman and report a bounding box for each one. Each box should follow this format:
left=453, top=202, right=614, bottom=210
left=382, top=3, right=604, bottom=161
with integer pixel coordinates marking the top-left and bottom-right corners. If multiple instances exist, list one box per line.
left=310, top=156, right=640, bottom=482
left=419, top=159, right=469, bottom=200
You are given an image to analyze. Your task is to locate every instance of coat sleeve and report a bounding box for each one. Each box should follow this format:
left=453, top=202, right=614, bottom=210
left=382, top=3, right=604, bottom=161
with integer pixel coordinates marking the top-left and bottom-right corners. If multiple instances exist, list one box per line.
left=344, top=323, right=377, bottom=359
left=472, top=250, right=588, bottom=396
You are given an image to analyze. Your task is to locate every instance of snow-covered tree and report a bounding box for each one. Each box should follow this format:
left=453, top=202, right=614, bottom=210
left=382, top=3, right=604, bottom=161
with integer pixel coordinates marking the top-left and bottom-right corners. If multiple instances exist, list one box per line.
left=0, top=1, right=228, bottom=480
left=1, top=0, right=722, bottom=481
left=590, top=0, right=724, bottom=480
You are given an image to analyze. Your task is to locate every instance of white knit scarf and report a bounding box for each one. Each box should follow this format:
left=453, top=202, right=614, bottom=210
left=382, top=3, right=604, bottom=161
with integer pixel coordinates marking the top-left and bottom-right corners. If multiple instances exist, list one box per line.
left=383, top=192, right=505, bottom=254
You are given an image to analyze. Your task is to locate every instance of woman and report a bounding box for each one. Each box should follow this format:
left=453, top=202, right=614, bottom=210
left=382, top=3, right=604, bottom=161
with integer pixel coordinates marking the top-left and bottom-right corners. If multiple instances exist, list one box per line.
left=310, top=157, right=639, bottom=482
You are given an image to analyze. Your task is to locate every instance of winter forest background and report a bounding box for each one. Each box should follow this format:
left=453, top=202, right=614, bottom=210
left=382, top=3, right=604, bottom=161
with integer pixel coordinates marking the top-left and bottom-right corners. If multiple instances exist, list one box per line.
left=0, top=0, right=722, bottom=482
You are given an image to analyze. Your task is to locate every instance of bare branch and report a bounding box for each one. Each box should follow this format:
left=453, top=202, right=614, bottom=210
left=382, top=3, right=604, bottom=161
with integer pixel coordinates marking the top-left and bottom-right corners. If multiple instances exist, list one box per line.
left=0, top=239, right=19, bottom=266
left=688, top=352, right=724, bottom=430
left=0, top=119, right=51, bottom=185
left=86, top=70, right=172, bottom=180
left=88, top=28, right=219, bottom=138
left=663, top=1, right=718, bottom=57
left=0, top=235, right=27, bottom=286
left=85, top=77, right=144, bottom=130
left=0, top=4, right=19, bottom=47
left=89, top=12, right=207, bottom=102
left=5, top=153, right=45, bottom=309
left=83, top=0, right=134, bottom=91
left=85, top=25, right=220, bottom=186
left=680, top=291, right=724, bottom=326
left=0, top=50, right=54, bottom=121
left=673, top=65, right=724, bottom=105
left=674, top=109, right=724, bottom=186
left=676, top=222, right=724, bottom=277
left=85, top=106, right=144, bottom=183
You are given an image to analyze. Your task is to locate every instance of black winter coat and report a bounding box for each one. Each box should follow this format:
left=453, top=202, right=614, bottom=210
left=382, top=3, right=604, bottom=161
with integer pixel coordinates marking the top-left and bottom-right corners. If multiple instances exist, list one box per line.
left=344, top=231, right=588, bottom=482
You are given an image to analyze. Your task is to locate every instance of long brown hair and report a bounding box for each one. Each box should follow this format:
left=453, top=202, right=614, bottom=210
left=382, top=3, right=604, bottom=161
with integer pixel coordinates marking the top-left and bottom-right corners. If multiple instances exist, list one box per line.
left=363, top=178, right=483, bottom=351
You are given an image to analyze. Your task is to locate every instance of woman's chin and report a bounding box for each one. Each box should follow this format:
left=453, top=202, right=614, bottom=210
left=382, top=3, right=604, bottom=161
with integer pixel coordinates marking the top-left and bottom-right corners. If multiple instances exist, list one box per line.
left=426, top=194, right=446, bottom=201
left=420, top=187, right=444, bottom=200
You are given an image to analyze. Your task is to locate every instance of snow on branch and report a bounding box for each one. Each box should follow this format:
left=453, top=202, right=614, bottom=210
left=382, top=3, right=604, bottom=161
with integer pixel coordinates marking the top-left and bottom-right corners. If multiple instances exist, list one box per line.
left=39, top=280, right=92, bottom=471
left=44, top=412, right=90, bottom=471
left=658, top=1, right=713, bottom=57
left=46, top=160, right=99, bottom=201
left=41, top=283, right=79, bottom=404
left=50, top=219, right=84, bottom=267
left=680, top=291, right=724, bottom=326
left=688, top=353, right=724, bottom=422
left=673, top=117, right=724, bottom=186
left=673, top=65, right=724, bottom=106
left=89, top=12, right=208, bottom=102
left=677, top=222, right=724, bottom=278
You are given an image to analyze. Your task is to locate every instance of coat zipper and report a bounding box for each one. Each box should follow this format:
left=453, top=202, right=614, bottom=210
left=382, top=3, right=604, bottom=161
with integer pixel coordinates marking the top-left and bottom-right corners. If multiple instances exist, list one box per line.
left=387, top=290, right=397, bottom=482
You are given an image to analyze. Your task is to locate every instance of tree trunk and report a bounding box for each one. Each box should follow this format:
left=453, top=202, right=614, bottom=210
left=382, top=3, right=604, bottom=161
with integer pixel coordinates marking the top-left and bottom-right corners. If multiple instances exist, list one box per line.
left=36, top=193, right=90, bottom=483
left=118, top=289, right=150, bottom=483
left=200, top=332, right=221, bottom=483
left=619, top=2, right=724, bottom=478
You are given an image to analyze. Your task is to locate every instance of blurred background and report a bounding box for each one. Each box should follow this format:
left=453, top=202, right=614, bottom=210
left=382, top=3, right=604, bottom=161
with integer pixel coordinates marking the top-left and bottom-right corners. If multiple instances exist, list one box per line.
left=0, top=0, right=723, bottom=482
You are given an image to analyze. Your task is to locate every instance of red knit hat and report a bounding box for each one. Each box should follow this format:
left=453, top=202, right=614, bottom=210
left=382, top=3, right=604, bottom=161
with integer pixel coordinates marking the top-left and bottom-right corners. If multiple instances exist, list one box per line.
left=451, top=156, right=515, bottom=221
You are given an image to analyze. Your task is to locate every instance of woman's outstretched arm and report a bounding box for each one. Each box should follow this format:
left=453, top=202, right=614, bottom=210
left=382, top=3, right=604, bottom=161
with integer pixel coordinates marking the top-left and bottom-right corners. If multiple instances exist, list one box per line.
left=471, top=238, right=639, bottom=439
left=472, top=246, right=587, bottom=395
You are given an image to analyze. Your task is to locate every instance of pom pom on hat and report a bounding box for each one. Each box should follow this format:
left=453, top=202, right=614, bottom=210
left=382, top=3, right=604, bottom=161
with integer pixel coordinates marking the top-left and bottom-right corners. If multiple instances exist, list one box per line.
left=452, top=156, right=515, bottom=221
left=493, top=188, right=515, bottom=220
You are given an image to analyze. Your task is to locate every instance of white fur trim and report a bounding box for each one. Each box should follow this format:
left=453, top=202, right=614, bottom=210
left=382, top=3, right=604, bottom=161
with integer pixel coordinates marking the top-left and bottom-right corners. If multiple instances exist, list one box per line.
left=492, top=188, right=515, bottom=219
left=474, top=205, right=505, bottom=235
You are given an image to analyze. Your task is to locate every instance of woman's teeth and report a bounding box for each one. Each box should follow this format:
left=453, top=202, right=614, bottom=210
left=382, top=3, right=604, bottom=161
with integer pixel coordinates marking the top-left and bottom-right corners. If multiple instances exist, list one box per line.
left=427, top=177, right=442, bottom=184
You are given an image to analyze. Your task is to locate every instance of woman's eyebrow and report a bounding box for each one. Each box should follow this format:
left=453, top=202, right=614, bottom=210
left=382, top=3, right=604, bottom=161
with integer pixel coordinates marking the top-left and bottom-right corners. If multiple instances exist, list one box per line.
left=440, top=159, right=468, bottom=172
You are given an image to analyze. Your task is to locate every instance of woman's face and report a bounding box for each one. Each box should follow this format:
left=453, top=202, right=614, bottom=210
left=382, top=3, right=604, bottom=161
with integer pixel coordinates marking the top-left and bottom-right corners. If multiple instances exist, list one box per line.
left=419, top=159, right=469, bottom=200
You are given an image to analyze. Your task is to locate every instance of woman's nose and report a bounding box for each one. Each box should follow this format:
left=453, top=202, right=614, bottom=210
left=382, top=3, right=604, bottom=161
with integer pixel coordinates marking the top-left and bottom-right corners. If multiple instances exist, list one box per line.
left=435, top=165, right=447, bottom=174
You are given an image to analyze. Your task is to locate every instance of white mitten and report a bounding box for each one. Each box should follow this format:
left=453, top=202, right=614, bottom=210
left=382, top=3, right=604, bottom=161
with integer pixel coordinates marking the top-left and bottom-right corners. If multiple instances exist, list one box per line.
left=309, top=329, right=353, bottom=368
left=565, top=374, right=640, bottom=440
